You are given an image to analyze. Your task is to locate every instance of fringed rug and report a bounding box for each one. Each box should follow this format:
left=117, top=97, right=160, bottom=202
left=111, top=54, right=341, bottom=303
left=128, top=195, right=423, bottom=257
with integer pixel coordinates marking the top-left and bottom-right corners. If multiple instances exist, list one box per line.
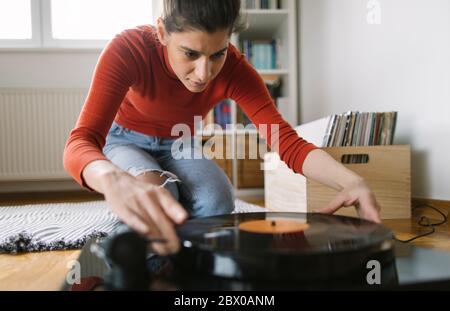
left=0, top=199, right=266, bottom=254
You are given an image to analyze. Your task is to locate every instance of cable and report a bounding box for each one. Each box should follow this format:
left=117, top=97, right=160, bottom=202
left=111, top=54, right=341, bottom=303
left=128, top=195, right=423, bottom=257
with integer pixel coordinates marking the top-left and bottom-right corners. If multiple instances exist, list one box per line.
left=394, top=203, right=448, bottom=243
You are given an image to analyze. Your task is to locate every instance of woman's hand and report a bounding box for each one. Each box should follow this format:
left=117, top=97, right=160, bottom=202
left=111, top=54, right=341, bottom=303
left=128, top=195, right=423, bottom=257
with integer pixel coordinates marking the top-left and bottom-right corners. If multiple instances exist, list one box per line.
left=101, top=171, right=188, bottom=255
left=301, top=149, right=381, bottom=223
left=314, top=179, right=381, bottom=223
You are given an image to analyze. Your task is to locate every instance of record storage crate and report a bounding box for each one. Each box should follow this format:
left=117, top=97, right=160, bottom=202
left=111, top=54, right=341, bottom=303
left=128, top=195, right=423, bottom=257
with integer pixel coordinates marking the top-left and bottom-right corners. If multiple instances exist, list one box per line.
left=264, top=145, right=411, bottom=219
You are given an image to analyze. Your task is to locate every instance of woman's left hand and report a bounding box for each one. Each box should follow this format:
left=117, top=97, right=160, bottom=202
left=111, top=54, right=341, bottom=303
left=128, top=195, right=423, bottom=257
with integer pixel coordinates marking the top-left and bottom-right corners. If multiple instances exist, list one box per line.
left=314, top=179, right=381, bottom=223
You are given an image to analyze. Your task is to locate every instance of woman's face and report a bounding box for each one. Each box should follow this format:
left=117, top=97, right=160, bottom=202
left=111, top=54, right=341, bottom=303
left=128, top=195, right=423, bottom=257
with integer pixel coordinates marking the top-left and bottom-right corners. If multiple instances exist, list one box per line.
left=157, top=19, right=230, bottom=93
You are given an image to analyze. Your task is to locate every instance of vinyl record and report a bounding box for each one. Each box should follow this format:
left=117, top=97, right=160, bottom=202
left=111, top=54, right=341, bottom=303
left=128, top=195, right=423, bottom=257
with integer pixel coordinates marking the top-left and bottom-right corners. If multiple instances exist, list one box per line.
left=174, top=212, right=395, bottom=284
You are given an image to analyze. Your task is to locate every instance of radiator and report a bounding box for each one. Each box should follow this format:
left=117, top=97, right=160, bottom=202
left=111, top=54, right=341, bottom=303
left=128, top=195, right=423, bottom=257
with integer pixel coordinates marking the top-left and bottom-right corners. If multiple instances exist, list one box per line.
left=0, top=89, right=87, bottom=181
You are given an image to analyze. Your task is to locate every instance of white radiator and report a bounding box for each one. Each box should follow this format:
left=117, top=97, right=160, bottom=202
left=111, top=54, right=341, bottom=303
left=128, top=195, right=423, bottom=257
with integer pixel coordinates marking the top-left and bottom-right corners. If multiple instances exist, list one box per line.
left=0, top=89, right=87, bottom=181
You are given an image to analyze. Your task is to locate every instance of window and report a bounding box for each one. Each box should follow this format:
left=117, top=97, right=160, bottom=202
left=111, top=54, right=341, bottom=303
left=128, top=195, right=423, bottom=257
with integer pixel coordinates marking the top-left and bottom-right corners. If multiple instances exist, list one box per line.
left=0, top=0, right=41, bottom=47
left=50, top=0, right=152, bottom=40
left=0, top=0, right=32, bottom=39
left=0, top=0, right=160, bottom=49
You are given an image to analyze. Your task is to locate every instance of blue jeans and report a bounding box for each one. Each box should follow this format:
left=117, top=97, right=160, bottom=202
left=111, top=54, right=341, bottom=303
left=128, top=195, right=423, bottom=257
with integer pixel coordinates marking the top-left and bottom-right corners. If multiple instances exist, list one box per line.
left=103, top=122, right=235, bottom=218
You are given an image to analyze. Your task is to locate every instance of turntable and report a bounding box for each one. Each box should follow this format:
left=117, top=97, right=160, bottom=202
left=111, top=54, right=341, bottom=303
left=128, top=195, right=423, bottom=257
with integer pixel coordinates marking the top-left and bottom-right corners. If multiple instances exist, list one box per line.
left=61, top=213, right=450, bottom=291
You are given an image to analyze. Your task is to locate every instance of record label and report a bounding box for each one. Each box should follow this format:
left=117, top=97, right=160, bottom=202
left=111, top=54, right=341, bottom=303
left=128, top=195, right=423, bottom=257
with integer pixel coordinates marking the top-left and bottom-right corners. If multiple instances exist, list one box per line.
left=239, top=219, right=310, bottom=234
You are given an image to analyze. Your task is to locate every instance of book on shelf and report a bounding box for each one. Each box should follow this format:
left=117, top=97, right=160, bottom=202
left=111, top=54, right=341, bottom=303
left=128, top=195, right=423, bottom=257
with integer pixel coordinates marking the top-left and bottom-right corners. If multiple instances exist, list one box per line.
left=243, top=0, right=281, bottom=10
left=241, top=39, right=281, bottom=70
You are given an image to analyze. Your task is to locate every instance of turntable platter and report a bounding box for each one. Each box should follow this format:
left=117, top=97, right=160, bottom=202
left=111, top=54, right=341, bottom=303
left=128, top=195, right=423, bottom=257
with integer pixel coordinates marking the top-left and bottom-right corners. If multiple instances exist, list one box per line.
left=174, top=212, right=396, bottom=286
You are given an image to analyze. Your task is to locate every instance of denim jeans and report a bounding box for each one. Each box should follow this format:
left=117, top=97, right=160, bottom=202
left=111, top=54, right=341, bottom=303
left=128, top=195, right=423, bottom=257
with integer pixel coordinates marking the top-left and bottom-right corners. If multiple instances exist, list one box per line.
left=103, top=122, right=235, bottom=218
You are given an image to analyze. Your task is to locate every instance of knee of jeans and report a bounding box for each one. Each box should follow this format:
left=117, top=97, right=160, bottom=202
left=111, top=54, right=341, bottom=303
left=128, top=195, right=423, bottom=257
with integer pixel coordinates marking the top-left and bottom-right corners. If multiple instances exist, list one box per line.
left=190, top=184, right=235, bottom=218
left=163, top=179, right=180, bottom=202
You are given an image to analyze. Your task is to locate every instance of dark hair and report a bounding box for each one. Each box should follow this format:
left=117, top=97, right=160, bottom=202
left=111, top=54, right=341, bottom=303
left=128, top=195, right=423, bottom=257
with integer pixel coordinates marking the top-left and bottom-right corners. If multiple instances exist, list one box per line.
left=162, top=0, right=246, bottom=35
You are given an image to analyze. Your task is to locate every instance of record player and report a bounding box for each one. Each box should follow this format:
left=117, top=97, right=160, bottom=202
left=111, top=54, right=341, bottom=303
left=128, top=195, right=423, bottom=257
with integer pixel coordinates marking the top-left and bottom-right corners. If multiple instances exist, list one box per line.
left=61, top=212, right=450, bottom=291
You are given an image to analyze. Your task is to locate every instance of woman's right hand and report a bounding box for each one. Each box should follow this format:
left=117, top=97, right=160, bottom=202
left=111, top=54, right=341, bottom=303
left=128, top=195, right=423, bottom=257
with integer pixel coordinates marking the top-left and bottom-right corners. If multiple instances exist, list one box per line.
left=100, top=171, right=188, bottom=256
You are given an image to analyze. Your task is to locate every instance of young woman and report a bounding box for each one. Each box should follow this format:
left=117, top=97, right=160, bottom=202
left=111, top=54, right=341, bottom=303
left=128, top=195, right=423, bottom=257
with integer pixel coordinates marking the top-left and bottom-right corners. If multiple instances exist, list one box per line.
left=64, top=0, right=380, bottom=255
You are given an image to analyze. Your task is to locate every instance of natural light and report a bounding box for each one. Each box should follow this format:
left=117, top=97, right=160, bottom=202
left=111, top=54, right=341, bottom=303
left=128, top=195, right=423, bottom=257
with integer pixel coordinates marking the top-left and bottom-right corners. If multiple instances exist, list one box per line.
left=51, top=0, right=153, bottom=40
left=0, top=0, right=32, bottom=39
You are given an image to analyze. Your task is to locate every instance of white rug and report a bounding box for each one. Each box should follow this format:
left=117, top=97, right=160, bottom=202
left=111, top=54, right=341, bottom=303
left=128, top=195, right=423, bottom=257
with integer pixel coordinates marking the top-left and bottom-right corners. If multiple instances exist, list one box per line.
left=0, top=199, right=266, bottom=253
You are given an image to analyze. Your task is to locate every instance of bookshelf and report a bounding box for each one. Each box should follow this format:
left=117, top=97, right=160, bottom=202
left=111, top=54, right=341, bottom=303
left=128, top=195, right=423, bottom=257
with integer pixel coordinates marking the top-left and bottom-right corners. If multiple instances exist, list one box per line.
left=198, top=0, right=299, bottom=197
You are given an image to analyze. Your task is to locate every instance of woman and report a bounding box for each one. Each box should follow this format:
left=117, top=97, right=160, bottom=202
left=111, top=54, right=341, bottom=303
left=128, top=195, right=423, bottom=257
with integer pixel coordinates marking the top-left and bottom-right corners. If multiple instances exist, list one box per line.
left=64, top=0, right=380, bottom=256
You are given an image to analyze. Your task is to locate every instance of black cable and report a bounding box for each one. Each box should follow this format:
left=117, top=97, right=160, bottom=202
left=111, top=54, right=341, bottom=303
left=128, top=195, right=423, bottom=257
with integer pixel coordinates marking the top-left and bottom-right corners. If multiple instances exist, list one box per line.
left=394, top=203, right=448, bottom=243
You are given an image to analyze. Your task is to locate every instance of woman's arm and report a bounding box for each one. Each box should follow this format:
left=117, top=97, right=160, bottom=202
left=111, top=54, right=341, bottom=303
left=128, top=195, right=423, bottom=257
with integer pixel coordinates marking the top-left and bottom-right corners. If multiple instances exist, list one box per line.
left=81, top=160, right=126, bottom=194
left=302, top=149, right=381, bottom=223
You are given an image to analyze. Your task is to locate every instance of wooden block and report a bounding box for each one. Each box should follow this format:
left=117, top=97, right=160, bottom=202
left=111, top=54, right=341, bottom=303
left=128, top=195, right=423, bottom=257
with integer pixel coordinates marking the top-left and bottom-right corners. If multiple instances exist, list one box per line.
left=264, top=152, right=308, bottom=212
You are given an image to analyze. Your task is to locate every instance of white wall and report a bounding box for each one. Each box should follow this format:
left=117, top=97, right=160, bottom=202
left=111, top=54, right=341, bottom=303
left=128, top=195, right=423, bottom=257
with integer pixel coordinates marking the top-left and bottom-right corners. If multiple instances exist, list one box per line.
left=0, top=52, right=100, bottom=88
left=299, top=0, right=450, bottom=200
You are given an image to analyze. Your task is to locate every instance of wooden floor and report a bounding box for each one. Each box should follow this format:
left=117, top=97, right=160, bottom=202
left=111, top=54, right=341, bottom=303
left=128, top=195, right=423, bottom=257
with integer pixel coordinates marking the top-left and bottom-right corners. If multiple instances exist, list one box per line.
left=0, top=192, right=449, bottom=291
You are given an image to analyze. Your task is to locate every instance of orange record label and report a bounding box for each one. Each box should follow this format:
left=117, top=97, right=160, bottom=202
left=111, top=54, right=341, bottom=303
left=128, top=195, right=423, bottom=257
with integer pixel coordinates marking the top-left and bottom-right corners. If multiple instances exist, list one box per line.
left=239, top=219, right=310, bottom=234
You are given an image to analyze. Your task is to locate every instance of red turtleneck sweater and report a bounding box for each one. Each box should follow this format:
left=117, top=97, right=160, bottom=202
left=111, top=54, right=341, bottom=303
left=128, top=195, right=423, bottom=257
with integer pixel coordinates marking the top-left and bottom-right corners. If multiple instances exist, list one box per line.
left=63, top=25, right=317, bottom=188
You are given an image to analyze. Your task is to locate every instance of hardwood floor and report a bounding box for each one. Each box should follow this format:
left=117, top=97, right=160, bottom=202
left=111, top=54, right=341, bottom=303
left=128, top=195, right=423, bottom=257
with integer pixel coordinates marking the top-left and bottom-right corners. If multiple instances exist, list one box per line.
left=0, top=191, right=104, bottom=206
